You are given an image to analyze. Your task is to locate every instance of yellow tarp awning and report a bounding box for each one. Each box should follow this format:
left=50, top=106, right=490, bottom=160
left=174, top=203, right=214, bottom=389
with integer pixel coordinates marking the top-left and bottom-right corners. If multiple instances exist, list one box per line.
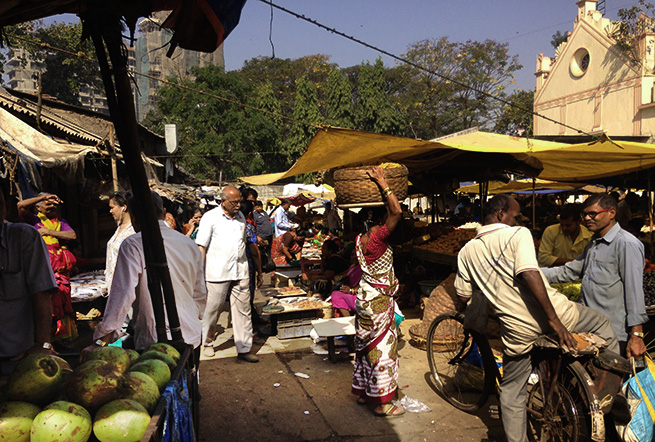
left=240, top=128, right=655, bottom=185
left=456, top=179, right=606, bottom=194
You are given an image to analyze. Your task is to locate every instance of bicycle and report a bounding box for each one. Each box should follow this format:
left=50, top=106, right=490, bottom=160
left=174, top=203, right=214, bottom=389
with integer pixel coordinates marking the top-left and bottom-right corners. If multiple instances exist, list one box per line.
left=427, top=311, right=629, bottom=442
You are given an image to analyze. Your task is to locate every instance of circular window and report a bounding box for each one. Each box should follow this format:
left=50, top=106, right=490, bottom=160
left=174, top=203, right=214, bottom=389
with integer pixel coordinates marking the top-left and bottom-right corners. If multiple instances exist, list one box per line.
left=570, top=48, right=590, bottom=77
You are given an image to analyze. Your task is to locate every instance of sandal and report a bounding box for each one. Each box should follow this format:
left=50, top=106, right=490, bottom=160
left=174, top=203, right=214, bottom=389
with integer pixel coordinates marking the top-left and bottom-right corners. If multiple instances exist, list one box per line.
left=357, top=397, right=367, bottom=405
left=373, top=404, right=405, bottom=417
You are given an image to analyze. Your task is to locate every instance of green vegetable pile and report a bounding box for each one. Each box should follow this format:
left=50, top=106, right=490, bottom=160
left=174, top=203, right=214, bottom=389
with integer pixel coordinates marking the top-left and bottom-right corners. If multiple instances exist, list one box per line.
left=551, top=281, right=581, bottom=303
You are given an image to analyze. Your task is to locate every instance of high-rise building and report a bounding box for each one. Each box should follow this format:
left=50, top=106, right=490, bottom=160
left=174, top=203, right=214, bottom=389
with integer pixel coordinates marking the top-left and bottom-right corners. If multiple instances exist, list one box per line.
left=5, top=47, right=110, bottom=114
left=132, top=11, right=225, bottom=121
left=5, top=48, right=42, bottom=93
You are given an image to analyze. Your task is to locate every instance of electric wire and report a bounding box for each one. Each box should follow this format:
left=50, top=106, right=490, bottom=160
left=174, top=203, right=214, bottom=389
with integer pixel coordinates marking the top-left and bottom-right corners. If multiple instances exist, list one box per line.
left=257, top=0, right=598, bottom=139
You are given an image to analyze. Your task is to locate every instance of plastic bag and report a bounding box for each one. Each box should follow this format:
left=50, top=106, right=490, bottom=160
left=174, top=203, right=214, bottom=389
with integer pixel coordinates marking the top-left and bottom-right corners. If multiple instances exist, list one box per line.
left=616, top=356, right=655, bottom=442
left=392, top=395, right=432, bottom=413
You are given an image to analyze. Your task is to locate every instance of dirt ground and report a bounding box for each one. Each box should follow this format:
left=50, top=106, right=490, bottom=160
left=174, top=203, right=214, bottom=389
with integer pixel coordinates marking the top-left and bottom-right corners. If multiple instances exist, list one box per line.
left=197, top=287, right=505, bottom=442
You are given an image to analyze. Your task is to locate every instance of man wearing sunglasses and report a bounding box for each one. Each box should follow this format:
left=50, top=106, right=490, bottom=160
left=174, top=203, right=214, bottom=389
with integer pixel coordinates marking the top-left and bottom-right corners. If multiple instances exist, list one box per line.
left=542, top=193, right=648, bottom=359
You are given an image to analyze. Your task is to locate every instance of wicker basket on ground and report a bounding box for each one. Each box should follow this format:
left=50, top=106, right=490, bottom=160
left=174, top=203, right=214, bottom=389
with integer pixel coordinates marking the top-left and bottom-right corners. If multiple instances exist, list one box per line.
left=408, top=274, right=465, bottom=350
left=333, top=164, right=408, bottom=205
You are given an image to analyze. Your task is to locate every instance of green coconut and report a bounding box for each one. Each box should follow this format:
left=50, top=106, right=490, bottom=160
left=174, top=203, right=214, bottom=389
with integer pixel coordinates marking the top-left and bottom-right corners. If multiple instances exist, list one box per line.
left=93, top=399, right=150, bottom=442
left=65, top=360, right=121, bottom=412
left=0, top=401, right=41, bottom=442
left=147, top=343, right=181, bottom=362
left=6, top=355, right=64, bottom=405
left=30, top=401, right=92, bottom=442
left=138, top=351, right=177, bottom=372
left=125, top=349, right=140, bottom=367
left=117, top=372, right=160, bottom=414
left=128, top=360, right=171, bottom=392
left=86, top=347, right=130, bottom=373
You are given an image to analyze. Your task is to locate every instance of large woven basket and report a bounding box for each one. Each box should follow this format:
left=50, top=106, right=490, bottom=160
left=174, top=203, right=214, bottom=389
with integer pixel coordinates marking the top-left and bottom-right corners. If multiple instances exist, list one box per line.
left=333, top=165, right=408, bottom=205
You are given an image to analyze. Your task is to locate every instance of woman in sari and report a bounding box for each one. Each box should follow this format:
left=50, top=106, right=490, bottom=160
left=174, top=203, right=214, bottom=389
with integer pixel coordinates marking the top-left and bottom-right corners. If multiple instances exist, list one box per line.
left=271, top=230, right=306, bottom=265
left=351, top=166, right=403, bottom=417
left=105, top=192, right=135, bottom=291
left=18, top=193, right=77, bottom=340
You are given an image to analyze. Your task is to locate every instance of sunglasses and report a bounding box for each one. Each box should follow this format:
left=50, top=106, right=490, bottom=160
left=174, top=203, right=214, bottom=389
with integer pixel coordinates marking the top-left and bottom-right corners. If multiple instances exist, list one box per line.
left=582, top=208, right=611, bottom=219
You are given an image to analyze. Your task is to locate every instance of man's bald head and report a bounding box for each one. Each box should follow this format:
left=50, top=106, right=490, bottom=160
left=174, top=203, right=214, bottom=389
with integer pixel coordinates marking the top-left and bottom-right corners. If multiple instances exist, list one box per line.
left=221, top=186, right=242, bottom=217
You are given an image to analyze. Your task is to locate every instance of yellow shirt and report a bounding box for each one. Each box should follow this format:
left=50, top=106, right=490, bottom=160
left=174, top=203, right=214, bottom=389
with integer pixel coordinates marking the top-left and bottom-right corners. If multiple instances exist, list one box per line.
left=538, top=223, right=592, bottom=267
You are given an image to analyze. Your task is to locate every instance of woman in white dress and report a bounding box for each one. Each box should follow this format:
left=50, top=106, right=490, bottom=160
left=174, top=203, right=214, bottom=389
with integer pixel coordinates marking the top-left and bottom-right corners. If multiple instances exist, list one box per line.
left=105, top=192, right=135, bottom=292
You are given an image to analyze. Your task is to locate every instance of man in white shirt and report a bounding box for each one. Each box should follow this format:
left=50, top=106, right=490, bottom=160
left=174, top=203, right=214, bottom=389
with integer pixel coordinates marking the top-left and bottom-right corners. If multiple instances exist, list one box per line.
left=196, top=186, right=262, bottom=362
left=85, top=192, right=206, bottom=359
left=455, top=194, right=617, bottom=442
left=274, top=198, right=293, bottom=238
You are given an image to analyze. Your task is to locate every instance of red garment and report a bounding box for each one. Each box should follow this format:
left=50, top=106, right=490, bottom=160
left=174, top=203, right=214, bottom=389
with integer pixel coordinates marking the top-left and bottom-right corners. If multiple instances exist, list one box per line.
left=363, top=225, right=392, bottom=264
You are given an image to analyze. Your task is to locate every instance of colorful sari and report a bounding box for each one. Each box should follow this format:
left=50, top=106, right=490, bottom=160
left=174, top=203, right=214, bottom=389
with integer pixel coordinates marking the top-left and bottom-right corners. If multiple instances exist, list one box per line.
left=352, top=225, right=399, bottom=404
left=271, top=233, right=301, bottom=265
left=36, top=213, right=77, bottom=338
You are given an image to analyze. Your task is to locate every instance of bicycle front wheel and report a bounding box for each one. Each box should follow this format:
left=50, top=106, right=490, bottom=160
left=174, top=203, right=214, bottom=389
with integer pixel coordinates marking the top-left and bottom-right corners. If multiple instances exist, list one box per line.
left=427, top=312, right=494, bottom=411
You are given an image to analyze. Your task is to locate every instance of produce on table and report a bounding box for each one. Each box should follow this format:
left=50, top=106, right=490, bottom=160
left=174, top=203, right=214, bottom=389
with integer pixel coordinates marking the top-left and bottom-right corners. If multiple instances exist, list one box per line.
left=1, top=344, right=184, bottom=440
left=551, top=281, right=581, bottom=303
left=148, top=343, right=181, bottom=363
left=644, top=270, right=655, bottom=306
left=5, top=354, right=65, bottom=405
left=117, top=372, right=160, bottom=414
left=86, top=347, right=131, bottom=373
left=125, top=349, right=140, bottom=367
left=414, top=229, right=477, bottom=255
left=138, top=351, right=177, bottom=372
left=129, top=360, right=171, bottom=392
left=65, top=360, right=121, bottom=411
left=93, top=399, right=150, bottom=442
left=0, top=401, right=41, bottom=442
left=30, top=400, right=92, bottom=442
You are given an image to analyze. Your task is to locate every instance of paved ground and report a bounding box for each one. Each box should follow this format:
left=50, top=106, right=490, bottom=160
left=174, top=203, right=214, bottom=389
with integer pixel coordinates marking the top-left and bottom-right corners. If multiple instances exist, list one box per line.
left=197, top=293, right=505, bottom=442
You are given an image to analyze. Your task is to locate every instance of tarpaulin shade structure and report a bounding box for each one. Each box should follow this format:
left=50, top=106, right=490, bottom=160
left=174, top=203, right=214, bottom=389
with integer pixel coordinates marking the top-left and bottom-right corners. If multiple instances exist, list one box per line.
left=240, top=128, right=558, bottom=185
left=240, top=127, right=655, bottom=185
left=0, top=105, right=94, bottom=180
left=456, top=179, right=607, bottom=195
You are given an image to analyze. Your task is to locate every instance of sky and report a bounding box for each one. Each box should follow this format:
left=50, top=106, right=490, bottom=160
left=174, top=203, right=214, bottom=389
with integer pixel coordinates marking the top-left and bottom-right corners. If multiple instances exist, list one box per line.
left=48, top=0, right=637, bottom=92
left=220, top=0, right=636, bottom=91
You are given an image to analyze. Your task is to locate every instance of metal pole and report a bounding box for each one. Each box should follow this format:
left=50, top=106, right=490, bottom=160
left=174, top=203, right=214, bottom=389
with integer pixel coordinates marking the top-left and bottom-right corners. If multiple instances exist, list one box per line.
left=85, top=8, right=183, bottom=345
left=532, top=178, right=536, bottom=231
left=649, top=174, right=653, bottom=261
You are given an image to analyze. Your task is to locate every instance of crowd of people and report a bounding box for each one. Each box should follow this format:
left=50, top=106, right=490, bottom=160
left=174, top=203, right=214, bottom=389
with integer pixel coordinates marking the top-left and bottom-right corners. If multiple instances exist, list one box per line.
left=1, top=172, right=652, bottom=436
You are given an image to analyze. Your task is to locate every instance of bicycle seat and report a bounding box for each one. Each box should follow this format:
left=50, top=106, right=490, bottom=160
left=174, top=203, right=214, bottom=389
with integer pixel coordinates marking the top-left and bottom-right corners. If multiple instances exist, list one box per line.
left=532, top=332, right=608, bottom=356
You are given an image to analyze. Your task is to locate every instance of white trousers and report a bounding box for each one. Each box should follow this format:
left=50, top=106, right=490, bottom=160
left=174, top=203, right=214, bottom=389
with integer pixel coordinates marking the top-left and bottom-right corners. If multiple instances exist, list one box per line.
left=203, top=279, right=253, bottom=353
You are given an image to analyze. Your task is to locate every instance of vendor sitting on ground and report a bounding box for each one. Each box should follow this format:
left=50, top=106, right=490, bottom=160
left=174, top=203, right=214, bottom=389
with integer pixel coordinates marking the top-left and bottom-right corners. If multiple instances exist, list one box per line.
left=302, top=239, right=350, bottom=297
left=538, top=204, right=592, bottom=267
left=271, top=229, right=308, bottom=265
left=330, top=245, right=362, bottom=317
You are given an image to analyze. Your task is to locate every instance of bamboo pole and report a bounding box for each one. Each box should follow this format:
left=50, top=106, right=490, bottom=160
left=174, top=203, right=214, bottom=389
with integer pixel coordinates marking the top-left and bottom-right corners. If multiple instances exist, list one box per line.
left=87, top=9, right=183, bottom=345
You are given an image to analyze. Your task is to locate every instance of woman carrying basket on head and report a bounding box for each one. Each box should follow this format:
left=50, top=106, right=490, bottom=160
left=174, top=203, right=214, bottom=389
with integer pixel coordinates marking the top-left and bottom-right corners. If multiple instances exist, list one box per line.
left=352, top=166, right=404, bottom=417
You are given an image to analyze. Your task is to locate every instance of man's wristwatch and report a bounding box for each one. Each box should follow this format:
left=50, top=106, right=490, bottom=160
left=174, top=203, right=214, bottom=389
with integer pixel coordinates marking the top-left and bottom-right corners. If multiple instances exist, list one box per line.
left=42, top=342, right=52, bottom=350
left=95, top=339, right=107, bottom=347
left=631, top=332, right=645, bottom=338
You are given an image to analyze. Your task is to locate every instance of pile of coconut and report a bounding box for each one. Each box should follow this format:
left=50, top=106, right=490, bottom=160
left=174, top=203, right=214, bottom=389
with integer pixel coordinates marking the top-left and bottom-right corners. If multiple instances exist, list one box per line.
left=0, top=343, right=180, bottom=441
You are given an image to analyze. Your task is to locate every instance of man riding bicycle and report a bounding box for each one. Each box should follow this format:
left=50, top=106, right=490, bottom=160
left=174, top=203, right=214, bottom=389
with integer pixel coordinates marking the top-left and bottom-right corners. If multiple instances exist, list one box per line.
left=455, top=194, right=618, bottom=442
